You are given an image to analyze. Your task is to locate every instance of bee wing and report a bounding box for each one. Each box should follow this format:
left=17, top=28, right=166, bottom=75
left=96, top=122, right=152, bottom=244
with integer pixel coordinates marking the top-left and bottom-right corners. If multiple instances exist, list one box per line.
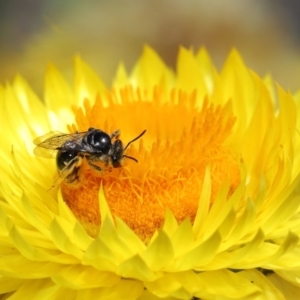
left=33, top=147, right=56, bottom=158
left=33, top=131, right=64, bottom=146
left=33, top=131, right=87, bottom=158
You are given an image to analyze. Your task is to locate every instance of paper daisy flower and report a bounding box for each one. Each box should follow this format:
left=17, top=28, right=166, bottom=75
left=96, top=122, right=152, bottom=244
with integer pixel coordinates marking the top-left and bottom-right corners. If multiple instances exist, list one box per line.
left=1, top=46, right=300, bottom=299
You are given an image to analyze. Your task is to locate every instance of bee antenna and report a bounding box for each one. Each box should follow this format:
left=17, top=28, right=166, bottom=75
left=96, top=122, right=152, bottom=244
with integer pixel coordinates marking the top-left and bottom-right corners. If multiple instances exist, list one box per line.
left=123, top=130, right=146, bottom=151
left=123, top=155, right=138, bottom=163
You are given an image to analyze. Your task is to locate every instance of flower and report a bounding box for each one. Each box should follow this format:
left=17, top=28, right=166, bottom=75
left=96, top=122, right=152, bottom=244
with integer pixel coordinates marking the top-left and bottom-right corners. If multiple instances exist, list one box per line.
left=1, top=46, right=300, bottom=299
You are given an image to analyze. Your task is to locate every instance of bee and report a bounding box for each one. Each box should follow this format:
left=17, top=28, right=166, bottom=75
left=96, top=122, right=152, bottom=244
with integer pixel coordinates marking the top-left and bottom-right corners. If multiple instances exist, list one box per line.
left=33, top=127, right=146, bottom=186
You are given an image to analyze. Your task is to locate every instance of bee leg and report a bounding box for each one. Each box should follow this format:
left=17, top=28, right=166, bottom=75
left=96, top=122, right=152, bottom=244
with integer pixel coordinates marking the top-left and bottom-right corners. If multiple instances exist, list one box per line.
left=88, top=162, right=103, bottom=172
left=65, top=166, right=80, bottom=183
left=85, top=155, right=101, bottom=172
left=89, top=153, right=109, bottom=164
left=50, top=156, right=82, bottom=189
left=87, top=154, right=113, bottom=172
left=110, top=129, right=120, bottom=139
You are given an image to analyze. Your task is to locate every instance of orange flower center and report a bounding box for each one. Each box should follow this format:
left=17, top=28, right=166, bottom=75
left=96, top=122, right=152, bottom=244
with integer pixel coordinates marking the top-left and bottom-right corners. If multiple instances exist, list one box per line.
left=61, top=86, right=240, bottom=240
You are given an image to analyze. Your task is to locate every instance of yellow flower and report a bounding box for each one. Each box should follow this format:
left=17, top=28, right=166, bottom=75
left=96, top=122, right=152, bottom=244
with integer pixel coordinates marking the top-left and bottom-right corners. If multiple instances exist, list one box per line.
left=1, top=46, right=300, bottom=299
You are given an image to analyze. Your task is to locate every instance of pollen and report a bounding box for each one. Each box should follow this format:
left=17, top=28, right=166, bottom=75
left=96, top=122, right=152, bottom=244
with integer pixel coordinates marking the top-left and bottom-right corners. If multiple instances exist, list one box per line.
left=61, top=86, right=240, bottom=240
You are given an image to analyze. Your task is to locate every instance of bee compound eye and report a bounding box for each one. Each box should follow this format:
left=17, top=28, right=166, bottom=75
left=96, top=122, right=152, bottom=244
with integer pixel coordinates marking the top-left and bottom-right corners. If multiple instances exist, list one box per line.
left=56, top=150, right=78, bottom=170
left=88, top=131, right=112, bottom=154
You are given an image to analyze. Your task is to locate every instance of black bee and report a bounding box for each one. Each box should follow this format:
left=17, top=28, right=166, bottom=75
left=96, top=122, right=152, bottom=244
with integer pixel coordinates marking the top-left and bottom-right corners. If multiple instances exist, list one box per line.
left=33, top=128, right=146, bottom=186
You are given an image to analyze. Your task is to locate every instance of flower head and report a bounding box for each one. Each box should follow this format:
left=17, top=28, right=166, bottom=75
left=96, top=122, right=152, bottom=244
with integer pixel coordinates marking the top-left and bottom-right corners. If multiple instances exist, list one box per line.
left=1, top=46, right=300, bottom=299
